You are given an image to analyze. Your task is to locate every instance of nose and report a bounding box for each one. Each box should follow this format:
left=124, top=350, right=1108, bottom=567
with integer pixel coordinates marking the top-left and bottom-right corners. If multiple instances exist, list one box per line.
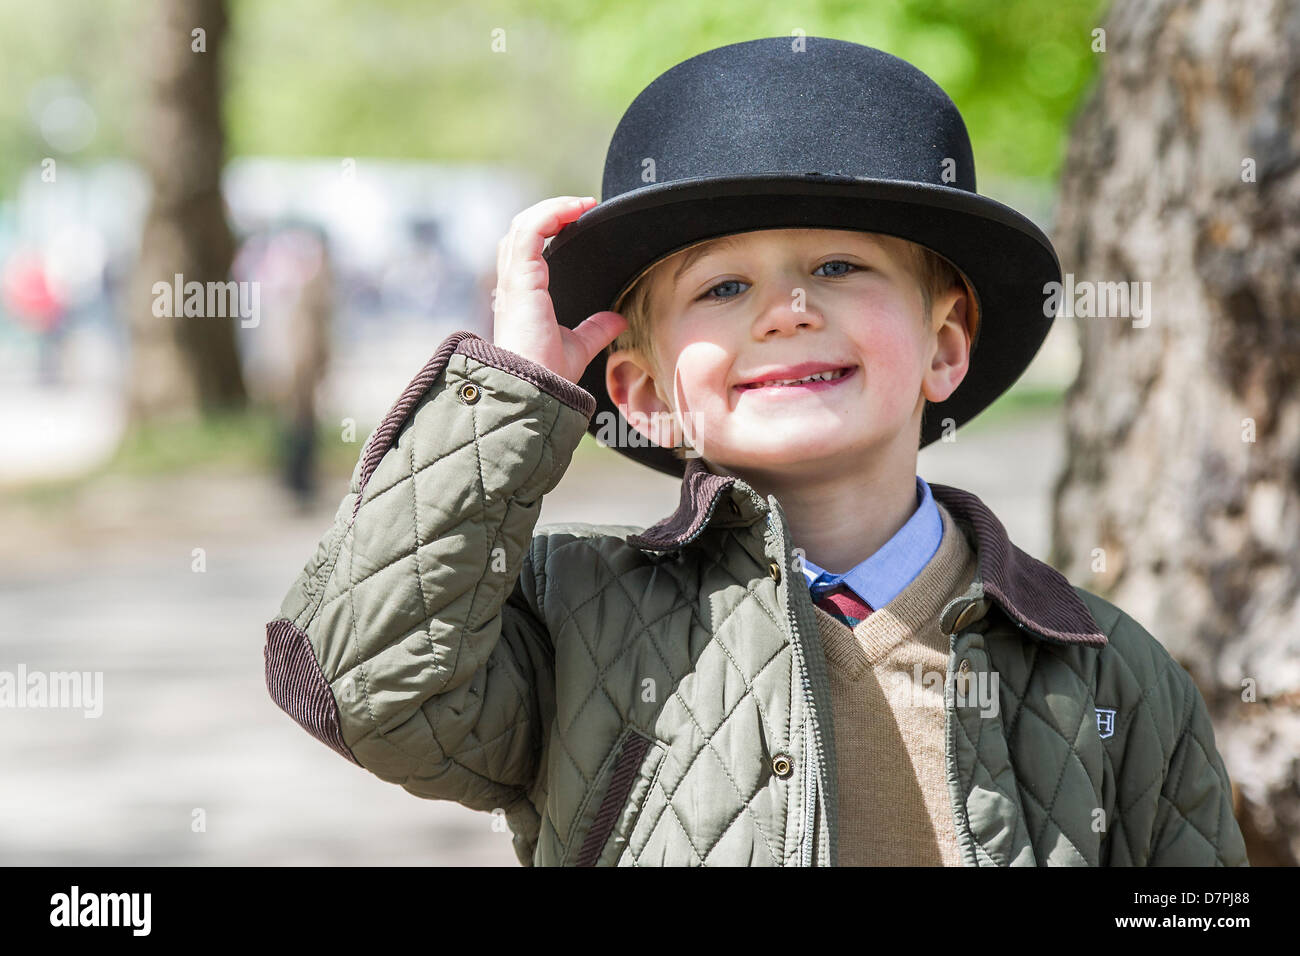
left=752, top=287, right=825, bottom=339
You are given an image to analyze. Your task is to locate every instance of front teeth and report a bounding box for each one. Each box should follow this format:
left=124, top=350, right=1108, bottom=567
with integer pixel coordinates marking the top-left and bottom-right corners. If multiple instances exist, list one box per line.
left=750, top=369, right=844, bottom=388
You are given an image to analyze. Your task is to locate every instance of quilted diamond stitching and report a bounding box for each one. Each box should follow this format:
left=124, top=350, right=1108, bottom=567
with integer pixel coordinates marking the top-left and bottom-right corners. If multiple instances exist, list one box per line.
left=540, top=522, right=790, bottom=861
left=1081, top=633, right=1187, bottom=856
left=356, top=424, right=482, bottom=520
left=343, top=515, right=396, bottom=764
left=951, top=668, right=1026, bottom=864
left=1002, top=639, right=1041, bottom=744
left=1005, top=647, right=1093, bottom=856
left=429, top=686, right=529, bottom=768
left=1098, top=739, right=1160, bottom=863
left=314, top=435, right=482, bottom=619
left=591, top=534, right=787, bottom=863
left=541, top=526, right=769, bottom=736
left=998, top=658, right=1095, bottom=861
left=1014, top=780, right=1089, bottom=863
left=571, top=540, right=775, bottom=737
left=988, top=641, right=1092, bottom=855
left=1013, top=704, right=1091, bottom=863
left=1155, top=732, right=1227, bottom=852
left=630, top=647, right=789, bottom=866
left=990, top=616, right=1207, bottom=866
left=336, top=378, right=565, bottom=779
left=430, top=399, right=493, bottom=695
left=536, top=526, right=770, bottom=746
left=549, top=550, right=787, bottom=864
left=688, top=527, right=784, bottom=737
left=951, top=710, right=1024, bottom=864
left=672, top=662, right=785, bottom=865
left=1154, top=749, right=1230, bottom=860
left=660, top=793, right=706, bottom=865
left=318, top=364, right=559, bottom=623
left=1148, top=679, right=1226, bottom=857
left=549, top=568, right=682, bottom=740
left=278, top=334, right=1250, bottom=867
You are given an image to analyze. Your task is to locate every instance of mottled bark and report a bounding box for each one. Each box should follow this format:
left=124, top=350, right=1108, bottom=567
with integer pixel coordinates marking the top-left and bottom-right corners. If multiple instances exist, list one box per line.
left=123, top=0, right=245, bottom=422
left=1051, top=0, right=1300, bottom=864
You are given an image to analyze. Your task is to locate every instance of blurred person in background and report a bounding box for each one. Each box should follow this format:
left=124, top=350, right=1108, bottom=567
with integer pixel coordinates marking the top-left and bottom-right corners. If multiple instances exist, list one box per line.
left=234, top=221, right=334, bottom=508
left=282, top=225, right=333, bottom=507
left=2, top=246, right=67, bottom=386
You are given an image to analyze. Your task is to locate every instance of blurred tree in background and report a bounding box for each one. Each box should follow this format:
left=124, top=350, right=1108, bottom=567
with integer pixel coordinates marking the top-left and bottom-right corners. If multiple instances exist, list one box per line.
left=1052, top=0, right=1300, bottom=866
left=124, top=0, right=247, bottom=423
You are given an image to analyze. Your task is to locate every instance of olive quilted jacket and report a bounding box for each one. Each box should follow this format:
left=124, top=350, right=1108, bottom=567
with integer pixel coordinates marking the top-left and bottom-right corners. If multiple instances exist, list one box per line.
left=264, top=329, right=1250, bottom=867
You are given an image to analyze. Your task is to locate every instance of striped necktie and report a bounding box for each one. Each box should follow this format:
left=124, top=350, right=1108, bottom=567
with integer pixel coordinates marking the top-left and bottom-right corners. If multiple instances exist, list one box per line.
left=812, top=583, right=874, bottom=628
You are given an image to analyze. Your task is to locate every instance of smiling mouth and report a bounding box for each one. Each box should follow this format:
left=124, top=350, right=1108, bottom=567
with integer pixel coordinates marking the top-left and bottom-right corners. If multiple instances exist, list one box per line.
left=735, top=366, right=857, bottom=391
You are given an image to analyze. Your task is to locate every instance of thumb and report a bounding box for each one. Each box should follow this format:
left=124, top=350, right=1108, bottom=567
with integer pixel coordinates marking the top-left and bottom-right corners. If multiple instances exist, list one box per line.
left=569, top=311, right=629, bottom=368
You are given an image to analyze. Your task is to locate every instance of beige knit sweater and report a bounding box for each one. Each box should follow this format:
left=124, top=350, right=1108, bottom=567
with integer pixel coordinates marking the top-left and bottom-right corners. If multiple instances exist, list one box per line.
left=811, top=498, right=977, bottom=866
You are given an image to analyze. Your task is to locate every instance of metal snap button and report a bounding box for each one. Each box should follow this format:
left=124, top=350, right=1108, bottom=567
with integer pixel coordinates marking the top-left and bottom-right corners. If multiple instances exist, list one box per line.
left=953, top=602, right=982, bottom=631
left=771, top=753, right=793, bottom=778
left=768, top=561, right=782, bottom=584
left=458, top=381, right=480, bottom=404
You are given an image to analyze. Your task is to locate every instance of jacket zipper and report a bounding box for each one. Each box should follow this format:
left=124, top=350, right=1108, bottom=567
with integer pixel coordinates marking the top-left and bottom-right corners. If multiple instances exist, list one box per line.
left=787, top=591, right=818, bottom=866
left=945, top=631, right=980, bottom=866
left=771, top=502, right=829, bottom=867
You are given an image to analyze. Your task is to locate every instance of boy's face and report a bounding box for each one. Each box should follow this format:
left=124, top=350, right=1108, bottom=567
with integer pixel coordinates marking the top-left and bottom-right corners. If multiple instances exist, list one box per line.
left=604, top=227, right=971, bottom=479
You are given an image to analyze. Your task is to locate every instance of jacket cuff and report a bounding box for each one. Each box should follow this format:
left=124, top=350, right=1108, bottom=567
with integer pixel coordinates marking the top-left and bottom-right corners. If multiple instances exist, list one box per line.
left=351, top=330, right=596, bottom=523
left=264, top=618, right=361, bottom=766
left=455, top=336, right=597, bottom=420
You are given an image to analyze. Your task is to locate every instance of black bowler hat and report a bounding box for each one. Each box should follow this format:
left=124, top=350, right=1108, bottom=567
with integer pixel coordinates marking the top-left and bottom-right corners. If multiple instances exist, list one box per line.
left=542, top=35, right=1061, bottom=479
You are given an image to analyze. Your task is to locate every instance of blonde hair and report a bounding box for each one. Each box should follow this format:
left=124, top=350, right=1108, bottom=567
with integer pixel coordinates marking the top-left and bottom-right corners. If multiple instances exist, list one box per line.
left=607, top=234, right=978, bottom=458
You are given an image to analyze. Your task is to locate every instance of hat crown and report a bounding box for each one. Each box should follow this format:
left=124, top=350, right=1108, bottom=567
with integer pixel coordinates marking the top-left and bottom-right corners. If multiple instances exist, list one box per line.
left=603, top=36, right=976, bottom=201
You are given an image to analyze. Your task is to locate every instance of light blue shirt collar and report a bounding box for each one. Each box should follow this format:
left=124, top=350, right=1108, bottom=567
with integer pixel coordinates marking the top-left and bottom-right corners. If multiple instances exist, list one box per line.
left=799, top=476, right=943, bottom=611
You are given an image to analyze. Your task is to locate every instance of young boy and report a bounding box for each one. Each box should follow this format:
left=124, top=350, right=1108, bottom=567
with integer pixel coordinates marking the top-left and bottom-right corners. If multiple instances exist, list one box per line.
left=264, top=37, right=1248, bottom=866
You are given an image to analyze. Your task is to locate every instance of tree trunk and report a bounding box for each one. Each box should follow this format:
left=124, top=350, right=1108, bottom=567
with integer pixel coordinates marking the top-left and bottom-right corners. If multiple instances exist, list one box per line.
left=124, top=0, right=246, bottom=423
left=1050, top=0, right=1300, bottom=865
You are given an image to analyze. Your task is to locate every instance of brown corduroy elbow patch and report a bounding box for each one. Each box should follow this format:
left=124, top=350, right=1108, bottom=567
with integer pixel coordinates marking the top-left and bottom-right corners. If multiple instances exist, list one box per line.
left=264, top=618, right=361, bottom=766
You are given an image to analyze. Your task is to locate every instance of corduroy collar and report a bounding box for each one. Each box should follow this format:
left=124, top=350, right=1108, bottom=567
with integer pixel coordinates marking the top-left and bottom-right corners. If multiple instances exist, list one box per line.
left=625, top=456, right=1107, bottom=647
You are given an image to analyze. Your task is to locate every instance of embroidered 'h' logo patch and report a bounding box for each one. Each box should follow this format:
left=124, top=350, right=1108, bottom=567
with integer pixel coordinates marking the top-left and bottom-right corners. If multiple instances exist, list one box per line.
left=1096, top=707, right=1116, bottom=739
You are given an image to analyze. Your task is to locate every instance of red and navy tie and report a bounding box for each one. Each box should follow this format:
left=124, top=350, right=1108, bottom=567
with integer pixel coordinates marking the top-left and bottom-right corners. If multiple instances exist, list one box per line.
left=812, top=583, right=874, bottom=628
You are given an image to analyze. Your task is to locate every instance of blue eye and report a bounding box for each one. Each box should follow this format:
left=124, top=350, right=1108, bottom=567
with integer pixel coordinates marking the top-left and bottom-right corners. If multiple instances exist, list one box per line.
left=700, top=279, right=748, bottom=301
left=698, top=261, right=859, bottom=301
left=814, top=260, right=859, bottom=278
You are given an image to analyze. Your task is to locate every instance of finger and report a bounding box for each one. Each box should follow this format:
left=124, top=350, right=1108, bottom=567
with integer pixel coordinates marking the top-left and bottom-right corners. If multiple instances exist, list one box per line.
left=568, top=311, right=628, bottom=369
left=498, top=196, right=591, bottom=302
left=493, top=233, right=509, bottom=328
left=500, top=197, right=595, bottom=298
left=501, top=200, right=590, bottom=290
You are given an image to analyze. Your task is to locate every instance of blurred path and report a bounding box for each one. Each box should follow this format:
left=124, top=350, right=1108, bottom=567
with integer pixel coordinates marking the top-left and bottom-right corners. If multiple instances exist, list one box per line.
left=0, top=408, right=1061, bottom=864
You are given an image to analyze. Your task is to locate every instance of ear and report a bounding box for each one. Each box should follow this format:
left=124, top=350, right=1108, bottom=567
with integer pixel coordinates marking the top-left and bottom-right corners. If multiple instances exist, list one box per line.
left=921, top=283, right=972, bottom=404
left=605, top=348, right=681, bottom=448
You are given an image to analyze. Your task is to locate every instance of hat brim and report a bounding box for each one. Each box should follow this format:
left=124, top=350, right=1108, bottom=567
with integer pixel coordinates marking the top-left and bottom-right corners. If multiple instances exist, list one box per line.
left=542, top=173, right=1062, bottom=479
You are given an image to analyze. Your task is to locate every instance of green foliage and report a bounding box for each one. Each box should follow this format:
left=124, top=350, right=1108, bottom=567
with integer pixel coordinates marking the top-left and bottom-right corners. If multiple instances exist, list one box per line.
left=221, top=0, right=1113, bottom=186
left=0, top=0, right=1111, bottom=198
left=0, top=0, right=142, bottom=191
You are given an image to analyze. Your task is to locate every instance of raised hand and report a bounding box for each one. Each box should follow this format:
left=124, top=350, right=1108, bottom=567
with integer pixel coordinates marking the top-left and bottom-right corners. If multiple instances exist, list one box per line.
left=491, top=195, right=628, bottom=386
